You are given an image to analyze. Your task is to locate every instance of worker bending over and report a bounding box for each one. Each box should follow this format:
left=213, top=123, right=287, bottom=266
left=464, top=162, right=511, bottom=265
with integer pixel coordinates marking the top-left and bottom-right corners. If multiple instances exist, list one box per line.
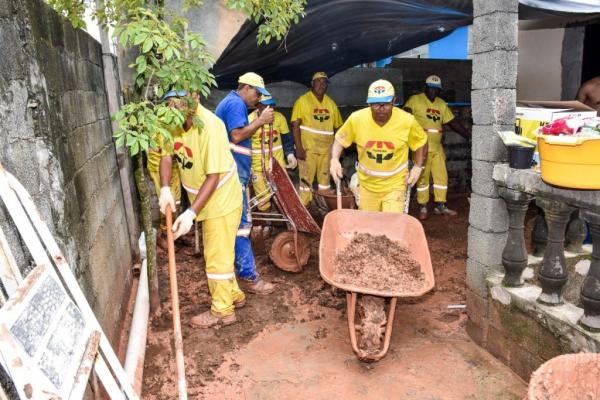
left=330, top=79, right=427, bottom=213
left=291, top=72, right=343, bottom=206
left=158, top=91, right=245, bottom=328
left=249, top=94, right=297, bottom=211
left=404, top=75, right=470, bottom=220
left=215, top=72, right=275, bottom=295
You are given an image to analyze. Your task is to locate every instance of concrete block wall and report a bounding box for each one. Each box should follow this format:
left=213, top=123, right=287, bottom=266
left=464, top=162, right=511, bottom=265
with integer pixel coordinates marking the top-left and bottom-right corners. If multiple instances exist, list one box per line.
left=466, top=0, right=517, bottom=359
left=0, top=0, right=133, bottom=343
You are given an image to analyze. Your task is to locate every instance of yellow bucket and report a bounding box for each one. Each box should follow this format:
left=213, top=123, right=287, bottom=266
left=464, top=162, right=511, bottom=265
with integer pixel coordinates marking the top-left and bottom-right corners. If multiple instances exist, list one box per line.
left=537, top=135, right=600, bottom=189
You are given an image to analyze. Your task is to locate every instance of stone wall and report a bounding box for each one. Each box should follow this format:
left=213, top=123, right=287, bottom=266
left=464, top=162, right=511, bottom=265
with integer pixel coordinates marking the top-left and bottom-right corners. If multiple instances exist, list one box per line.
left=0, top=0, right=133, bottom=343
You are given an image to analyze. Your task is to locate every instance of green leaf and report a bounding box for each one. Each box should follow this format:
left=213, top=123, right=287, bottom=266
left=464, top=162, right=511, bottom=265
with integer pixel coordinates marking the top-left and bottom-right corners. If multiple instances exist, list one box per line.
left=142, top=38, right=153, bottom=53
left=115, top=135, right=125, bottom=148
left=130, top=140, right=140, bottom=156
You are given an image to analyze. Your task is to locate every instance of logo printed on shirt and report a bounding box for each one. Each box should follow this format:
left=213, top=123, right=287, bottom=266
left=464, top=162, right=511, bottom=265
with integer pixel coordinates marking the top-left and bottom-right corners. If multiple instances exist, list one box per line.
left=365, top=140, right=395, bottom=164
left=313, top=108, right=330, bottom=123
left=426, top=108, right=441, bottom=122
left=261, top=129, right=279, bottom=144
left=174, top=141, right=194, bottom=170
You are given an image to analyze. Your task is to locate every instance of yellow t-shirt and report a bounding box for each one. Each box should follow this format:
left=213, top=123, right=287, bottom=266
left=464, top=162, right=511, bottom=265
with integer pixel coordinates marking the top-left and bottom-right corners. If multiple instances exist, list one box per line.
left=248, top=110, right=288, bottom=167
left=404, top=93, right=455, bottom=153
left=163, top=104, right=242, bottom=221
left=335, top=107, right=427, bottom=193
left=291, top=91, right=343, bottom=154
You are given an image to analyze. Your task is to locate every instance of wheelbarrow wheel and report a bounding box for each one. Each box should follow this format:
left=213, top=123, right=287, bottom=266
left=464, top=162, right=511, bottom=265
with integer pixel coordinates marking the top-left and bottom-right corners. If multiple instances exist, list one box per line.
left=269, top=231, right=310, bottom=273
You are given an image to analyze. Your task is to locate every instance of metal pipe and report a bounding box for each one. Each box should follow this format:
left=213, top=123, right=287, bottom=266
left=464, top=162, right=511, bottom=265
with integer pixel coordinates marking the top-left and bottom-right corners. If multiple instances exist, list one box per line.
left=124, top=258, right=149, bottom=395
left=166, top=207, right=188, bottom=400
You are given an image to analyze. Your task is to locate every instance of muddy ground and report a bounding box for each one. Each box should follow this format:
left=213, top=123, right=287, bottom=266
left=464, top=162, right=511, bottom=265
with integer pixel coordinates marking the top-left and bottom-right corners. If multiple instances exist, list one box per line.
left=142, top=194, right=527, bottom=399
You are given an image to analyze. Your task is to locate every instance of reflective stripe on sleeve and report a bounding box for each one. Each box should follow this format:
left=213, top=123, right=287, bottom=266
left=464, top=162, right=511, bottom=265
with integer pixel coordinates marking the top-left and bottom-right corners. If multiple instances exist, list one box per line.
left=300, top=125, right=334, bottom=135
left=425, top=128, right=442, bottom=133
left=206, top=272, right=235, bottom=280
left=357, top=161, right=408, bottom=178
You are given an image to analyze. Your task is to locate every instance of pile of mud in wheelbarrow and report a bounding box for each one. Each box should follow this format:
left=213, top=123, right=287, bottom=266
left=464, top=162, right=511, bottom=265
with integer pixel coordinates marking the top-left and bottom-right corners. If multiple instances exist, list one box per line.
left=249, top=128, right=434, bottom=362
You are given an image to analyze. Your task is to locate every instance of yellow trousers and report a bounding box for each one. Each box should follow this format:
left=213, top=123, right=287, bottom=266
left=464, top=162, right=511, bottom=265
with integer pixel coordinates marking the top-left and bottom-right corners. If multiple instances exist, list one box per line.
left=251, top=150, right=285, bottom=212
left=359, top=185, right=406, bottom=213
left=416, top=151, right=448, bottom=204
left=203, top=206, right=246, bottom=317
left=147, top=153, right=182, bottom=231
left=299, top=152, right=331, bottom=205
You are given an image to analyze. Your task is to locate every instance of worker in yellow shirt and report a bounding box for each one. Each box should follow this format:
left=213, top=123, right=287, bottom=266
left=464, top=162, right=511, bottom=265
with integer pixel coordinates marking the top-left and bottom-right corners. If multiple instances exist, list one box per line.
left=158, top=90, right=245, bottom=328
left=147, top=146, right=181, bottom=249
left=291, top=72, right=343, bottom=206
left=330, top=79, right=427, bottom=212
left=404, top=75, right=471, bottom=220
left=249, top=95, right=297, bottom=211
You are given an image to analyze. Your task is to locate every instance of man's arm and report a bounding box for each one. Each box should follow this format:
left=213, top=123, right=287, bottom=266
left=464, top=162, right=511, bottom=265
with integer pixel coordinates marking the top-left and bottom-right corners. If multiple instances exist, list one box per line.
left=445, top=119, right=471, bottom=140
left=576, top=83, right=589, bottom=104
left=188, top=174, right=220, bottom=215
left=230, top=107, right=274, bottom=144
left=413, top=144, right=426, bottom=167
left=160, top=155, right=173, bottom=186
left=291, top=119, right=306, bottom=160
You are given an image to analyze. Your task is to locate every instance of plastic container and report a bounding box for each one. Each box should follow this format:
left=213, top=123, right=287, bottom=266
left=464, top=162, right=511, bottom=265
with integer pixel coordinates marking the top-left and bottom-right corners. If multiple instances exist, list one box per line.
left=537, top=136, right=600, bottom=189
left=507, top=145, right=534, bottom=169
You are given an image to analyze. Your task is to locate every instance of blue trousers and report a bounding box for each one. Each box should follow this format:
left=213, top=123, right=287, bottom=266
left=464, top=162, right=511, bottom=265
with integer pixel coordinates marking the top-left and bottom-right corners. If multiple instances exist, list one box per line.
left=234, top=182, right=258, bottom=282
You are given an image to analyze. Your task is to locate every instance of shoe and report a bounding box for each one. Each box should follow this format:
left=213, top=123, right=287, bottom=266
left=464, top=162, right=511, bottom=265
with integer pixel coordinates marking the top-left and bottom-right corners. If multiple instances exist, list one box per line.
left=234, top=297, right=247, bottom=309
left=241, top=277, right=275, bottom=295
left=419, top=205, right=428, bottom=220
left=434, top=203, right=458, bottom=216
left=190, top=310, right=237, bottom=328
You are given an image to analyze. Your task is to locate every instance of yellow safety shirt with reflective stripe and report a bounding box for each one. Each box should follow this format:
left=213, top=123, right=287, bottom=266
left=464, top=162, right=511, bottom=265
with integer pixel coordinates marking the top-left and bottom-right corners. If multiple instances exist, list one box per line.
left=291, top=91, right=343, bottom=154
left=404, top=93, right=455, bottom=153
left=335, top=107, right=427, bottom=193
left=248, top=110, right=289, bottom=156
left=162, top=104, right=242, bottom=221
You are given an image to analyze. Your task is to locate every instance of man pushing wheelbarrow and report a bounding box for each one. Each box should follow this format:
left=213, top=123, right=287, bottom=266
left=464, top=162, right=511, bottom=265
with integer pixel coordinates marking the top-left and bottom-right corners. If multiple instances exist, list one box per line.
left=322, top=80, right=435, bottom=361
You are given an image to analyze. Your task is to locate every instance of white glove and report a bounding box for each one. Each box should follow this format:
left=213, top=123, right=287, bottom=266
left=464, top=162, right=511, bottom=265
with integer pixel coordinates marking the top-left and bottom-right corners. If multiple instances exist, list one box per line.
left=286, top=153, right=298, bottom=169
left=406, top=165, right=423, bottom=187
left=329, top=158, right=343, bottom=182
left=172, top=208, right=196, bottom=240
left=159, top=186, right=176, bottom=214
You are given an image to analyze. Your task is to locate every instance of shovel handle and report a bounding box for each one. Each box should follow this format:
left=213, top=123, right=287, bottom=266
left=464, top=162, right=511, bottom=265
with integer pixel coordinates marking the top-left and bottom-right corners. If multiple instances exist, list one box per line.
left=335, top=179, right=342, bottom=210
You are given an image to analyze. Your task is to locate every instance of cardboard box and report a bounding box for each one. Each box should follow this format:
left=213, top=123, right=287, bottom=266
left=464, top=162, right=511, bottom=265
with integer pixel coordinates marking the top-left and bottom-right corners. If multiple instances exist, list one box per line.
left=515, top=100, right=597, bottom=140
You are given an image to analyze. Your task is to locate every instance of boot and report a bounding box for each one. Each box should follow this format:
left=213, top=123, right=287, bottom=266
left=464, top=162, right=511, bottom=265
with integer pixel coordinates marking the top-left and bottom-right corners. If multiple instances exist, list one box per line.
left=190, top=310, right=237, bottom=328
left=434, top=203, right=457, bottom=216
left=241, top=277, right=275, bottom=295
left=419, top=205, right=428, bottom=220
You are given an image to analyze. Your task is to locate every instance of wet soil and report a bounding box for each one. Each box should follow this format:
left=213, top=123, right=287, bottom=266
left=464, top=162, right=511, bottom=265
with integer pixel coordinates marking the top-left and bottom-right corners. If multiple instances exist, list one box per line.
left=334, top=233, right=425, bottom=292
left=142, top=194, right=527, bottom=399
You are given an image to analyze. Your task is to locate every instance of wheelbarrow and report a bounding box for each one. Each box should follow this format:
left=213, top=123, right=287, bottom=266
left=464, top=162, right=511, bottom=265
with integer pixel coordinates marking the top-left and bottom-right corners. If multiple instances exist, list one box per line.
left=319, top=183, right=434, bottom=361
left=250, top=124, right=321, bottom=273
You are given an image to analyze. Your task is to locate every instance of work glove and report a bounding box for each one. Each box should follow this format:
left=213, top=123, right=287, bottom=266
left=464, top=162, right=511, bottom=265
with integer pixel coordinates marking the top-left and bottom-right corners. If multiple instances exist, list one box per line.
left=329, top=158, right=343, bottom=183
left=406, top=165, right=423, bottom=187
left=172, top=208, right=196, bottom=240
left=286, top=153, right=298, bottom=169
left=159, top=186, right=176, bottom=215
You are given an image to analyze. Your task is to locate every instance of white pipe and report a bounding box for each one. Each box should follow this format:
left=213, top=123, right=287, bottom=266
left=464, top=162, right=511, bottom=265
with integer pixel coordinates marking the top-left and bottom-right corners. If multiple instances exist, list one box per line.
left=124, top=258, right=149, bottom=396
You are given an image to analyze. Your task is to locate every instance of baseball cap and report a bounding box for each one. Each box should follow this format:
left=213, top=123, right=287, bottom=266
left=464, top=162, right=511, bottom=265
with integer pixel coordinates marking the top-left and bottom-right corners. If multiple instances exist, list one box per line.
left=238, top=72, right=270, bottom=96
left=366, top=79, right=395, bottom=104
left=259, top=94, right=276, bottom=106
left=161, top=89, right=188, bottom=101
left=312, top=72, right=329, bottom=82
left=425, top=75, right=443, bottom=89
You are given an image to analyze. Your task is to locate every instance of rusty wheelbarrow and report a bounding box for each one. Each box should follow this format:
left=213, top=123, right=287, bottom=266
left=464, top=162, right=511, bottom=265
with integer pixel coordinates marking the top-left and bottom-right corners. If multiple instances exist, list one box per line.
left=319, top=192, right=434, bottom=361
left=250, top=124, right=321, bottom=273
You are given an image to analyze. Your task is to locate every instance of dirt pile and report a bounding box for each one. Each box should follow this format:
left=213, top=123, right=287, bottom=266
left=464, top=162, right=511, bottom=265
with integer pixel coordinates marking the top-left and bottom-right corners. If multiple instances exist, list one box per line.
left=333, top=233, right=425, bottom=292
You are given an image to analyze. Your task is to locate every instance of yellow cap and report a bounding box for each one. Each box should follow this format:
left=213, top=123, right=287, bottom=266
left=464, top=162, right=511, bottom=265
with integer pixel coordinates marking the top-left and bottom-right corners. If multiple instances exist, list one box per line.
left=425, top=75, right=442, bottom=89
left=366, top=79, right=395, bottom=104
left=238, top=72, right=270, bottom=96
left=312, top=72, right=328, bottom=82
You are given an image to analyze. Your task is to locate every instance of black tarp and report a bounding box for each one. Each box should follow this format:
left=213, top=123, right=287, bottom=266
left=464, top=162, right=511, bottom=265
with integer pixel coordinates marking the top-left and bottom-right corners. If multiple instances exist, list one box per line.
left=213, top=0, right=600, bottom=88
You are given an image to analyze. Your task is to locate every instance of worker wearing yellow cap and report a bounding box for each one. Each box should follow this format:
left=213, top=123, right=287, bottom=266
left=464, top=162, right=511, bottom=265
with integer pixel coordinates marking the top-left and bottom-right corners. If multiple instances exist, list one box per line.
left=404, top=75, right=471, bottom=220
left=249, top=95, right=297, bottom=211
left=215, top=72, right=275, bottom=295
left=291, top=72, right=343, bottom=206
left=158, top=90, right=245, bottom=328
left=330, top=80, right=427, bottom=212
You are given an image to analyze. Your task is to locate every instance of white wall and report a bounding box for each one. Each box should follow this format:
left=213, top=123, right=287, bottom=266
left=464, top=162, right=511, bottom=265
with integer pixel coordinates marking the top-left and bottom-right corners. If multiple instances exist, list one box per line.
left=517, top=28, right=564, bottom=100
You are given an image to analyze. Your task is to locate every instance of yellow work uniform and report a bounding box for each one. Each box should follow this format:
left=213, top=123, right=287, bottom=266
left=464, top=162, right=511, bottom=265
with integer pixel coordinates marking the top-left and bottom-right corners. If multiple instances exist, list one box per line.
left=147, top=147, right=181, bottom=232
left=164, top=104, right=245, bottom=317
left=335, top=107, right=427, bottom=213
left=291, top=91, right=343, bottom=205
left=249, top=110, right=289, bottom=211
left=404, top=93, right=455, bottom=204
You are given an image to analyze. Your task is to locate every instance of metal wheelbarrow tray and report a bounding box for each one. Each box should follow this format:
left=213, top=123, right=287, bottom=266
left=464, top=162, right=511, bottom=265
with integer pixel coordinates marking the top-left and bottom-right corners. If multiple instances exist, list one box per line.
left=319, top=209, right=435, bottom=361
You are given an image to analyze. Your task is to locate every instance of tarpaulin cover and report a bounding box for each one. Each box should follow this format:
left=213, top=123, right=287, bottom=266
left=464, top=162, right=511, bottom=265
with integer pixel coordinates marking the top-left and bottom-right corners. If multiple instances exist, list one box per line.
left=213, top=0, right=600, bottom=88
